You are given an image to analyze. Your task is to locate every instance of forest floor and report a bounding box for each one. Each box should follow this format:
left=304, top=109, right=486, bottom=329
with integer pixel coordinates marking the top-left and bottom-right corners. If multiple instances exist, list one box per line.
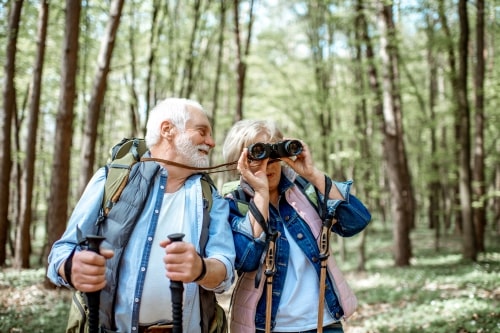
left=1, top=225, right=499, bottom=332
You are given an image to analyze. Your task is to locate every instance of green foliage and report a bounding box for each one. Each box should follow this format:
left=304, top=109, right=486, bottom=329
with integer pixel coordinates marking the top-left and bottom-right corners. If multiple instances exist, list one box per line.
left=0, top=269, right=71, bottom=332
left=338, top=223, right=500, bottom=333
left=2, top=223, right=498, bottom=333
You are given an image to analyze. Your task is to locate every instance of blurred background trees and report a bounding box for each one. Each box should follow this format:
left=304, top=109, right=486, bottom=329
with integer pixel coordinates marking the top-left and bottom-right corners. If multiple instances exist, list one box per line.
left=1, top=0, right=498, bottom=275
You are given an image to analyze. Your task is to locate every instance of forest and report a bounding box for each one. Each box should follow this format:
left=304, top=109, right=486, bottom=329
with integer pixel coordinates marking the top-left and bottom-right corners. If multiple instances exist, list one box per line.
left=1, top=0, right=499, bottom=332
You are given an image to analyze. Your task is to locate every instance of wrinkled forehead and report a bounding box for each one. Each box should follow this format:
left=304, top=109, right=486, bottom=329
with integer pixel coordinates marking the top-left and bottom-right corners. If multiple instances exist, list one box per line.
left=185, top=106, right=212, bottom=130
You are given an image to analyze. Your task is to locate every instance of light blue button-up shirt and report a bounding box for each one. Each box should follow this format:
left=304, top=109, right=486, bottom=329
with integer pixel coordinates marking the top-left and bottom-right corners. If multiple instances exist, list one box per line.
left=47, top=166, right=235, bottom=332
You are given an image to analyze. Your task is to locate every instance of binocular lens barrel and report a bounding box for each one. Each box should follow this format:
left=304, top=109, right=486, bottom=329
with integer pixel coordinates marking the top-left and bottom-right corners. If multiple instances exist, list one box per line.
left=247, top=140, right=303, bottom=161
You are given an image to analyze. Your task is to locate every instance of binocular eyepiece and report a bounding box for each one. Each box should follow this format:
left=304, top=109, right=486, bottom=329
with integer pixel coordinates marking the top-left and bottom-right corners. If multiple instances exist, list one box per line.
left=247, top=140, right=303, bottom=161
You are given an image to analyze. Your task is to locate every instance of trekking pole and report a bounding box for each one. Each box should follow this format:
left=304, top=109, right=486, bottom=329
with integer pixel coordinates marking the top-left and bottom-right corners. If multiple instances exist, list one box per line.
left=84, top=235, right=106, bottom=333
left=317, top=176, right=335, bottom=333
left=317, top=218, right=333, bottom=333
left=168, top=233, right=185, bottom=333
left=264, top=231, right=278, bottom=333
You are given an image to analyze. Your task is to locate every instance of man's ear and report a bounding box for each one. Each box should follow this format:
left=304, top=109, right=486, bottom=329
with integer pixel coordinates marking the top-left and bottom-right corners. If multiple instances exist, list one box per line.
left=160, top=120, right=174, bottom=140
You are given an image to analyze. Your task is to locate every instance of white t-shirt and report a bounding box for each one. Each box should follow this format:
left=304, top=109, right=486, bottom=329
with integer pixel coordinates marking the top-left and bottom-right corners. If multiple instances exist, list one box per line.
left=273, top=226, right=335, bottom=331
left=139, top=187, right=196, bottom=325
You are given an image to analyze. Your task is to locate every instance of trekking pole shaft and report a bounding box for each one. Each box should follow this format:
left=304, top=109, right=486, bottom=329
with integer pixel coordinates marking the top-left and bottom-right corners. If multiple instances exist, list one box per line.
left=264, top=232, right=278, bottom=333
left=168, top=233, right=185, bottom=333
left=85, top=235, right=106, bottom=333
left=317, top=217, right=337, bottom=333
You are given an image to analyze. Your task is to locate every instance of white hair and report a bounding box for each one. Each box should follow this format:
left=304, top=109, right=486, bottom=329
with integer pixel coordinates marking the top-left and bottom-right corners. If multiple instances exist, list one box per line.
left=145, top=98, right=205, bottom=148
left=222, top=119, right=284, bottom=163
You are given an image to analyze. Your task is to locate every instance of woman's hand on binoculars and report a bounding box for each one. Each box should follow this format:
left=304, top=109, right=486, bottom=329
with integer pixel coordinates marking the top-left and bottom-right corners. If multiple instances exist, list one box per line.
left=237, top=148, right=269, bottom=194
left=281, top=140, right=316, bottom=178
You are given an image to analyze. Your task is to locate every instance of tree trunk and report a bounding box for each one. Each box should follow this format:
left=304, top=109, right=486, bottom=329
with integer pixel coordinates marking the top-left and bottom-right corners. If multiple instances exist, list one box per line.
left=180, top=0, right=202, bottom=98
left=423, top=11, right=442, bottom=251
left=143, top=0, right=162, bottom=131
left=437, top=0, right=462, bottom=234
left=233, top=0, right=256, bottom=122
left=0, top=0, right=24, bottom=266
left=377, top=0, right=414, bottom=266
left=472, top=0, right=486, bottom=252
left=78, top=0, right=125, bottom=195
left=457, top=0, right=476, bottom=261
left=15, top=0, right=48, bottom=269
left=305, top=0, right=334, bottom=176
left=210, top=0, right=227, bottom=140
left=44, top=0, right=81, bottom=287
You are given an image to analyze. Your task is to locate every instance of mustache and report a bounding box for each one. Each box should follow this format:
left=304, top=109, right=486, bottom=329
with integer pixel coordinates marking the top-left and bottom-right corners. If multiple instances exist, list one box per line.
left=196, top=144, right=211, bottom=153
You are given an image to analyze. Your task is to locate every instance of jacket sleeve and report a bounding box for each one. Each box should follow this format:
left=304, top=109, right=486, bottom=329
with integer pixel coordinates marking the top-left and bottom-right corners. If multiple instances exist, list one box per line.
left=327, top=180, right=371, bottom=237
left=203, top=189, right=236, bottom=293
left=46, top=167, right=107, bottom=287
left=226, top=198, right=267, bottom=272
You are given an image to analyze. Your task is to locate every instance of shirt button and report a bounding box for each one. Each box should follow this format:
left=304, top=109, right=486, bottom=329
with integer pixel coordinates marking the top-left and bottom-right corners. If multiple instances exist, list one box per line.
left=285, top=216, right=290, bottom=221
left=297, top=233, right=304, bottom=239
left=148, top=237, right=153, bottom=242
left=135, top=298, right=139, bottom=303
left=335, top=313, right=340, bottom=318
left=312, top=257, right=318, bottom=262
left=155, top=209, right=159, bottom=214
left=132, top=326, right=137, bottom=331
left=160, top=185, right=165, bottom=190
left=141, top=267, right=146, bottom=272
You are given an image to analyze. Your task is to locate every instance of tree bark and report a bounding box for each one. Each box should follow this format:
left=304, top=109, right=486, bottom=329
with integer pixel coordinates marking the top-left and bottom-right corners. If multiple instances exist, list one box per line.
left=44, top=0, right=82, bottom=287
left=457, top=0, right=476, bottom=261
left=15, top=0, right=48, bottom=269
left=377, top=0, right=414, bottom=266
left=78, top=0, right=125, bottom=195
left=473, top=0, right=486, bottom=252
left=0, top=0, right=24, bottom=266
left=233, top=0, right=256, bottom=122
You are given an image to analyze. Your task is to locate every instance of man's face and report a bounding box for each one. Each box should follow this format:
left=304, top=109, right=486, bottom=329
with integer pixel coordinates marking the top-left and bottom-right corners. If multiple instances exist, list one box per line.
left=173, top=107, right=214, bottom=168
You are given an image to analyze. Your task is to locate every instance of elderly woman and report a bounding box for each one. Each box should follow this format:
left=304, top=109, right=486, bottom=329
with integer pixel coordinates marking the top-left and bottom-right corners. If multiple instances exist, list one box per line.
left=222, top=119, right=371, bottom=333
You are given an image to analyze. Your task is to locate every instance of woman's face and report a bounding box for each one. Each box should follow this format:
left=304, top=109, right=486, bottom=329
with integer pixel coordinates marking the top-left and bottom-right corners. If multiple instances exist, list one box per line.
left=247, top=133, right=282, bottom=193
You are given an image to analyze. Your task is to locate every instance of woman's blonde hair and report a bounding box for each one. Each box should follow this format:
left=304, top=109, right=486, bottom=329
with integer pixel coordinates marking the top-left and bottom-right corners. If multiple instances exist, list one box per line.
left=222, top=119, right=284, bottom=165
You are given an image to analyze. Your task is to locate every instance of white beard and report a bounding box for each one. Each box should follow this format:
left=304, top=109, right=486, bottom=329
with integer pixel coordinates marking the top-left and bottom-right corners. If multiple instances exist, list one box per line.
left=174, top=132, right=210, bottom=168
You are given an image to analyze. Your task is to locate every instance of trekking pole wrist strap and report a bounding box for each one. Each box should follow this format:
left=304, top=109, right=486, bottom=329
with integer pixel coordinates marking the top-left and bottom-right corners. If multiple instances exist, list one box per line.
left=193, top=252, right=207, bottom=282
left=64, top=247, right=77, bottom=288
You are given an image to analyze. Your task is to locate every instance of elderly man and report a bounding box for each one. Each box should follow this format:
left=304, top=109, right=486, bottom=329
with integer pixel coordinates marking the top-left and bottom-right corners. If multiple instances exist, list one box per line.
left=48, top=98, right=235, bottom=333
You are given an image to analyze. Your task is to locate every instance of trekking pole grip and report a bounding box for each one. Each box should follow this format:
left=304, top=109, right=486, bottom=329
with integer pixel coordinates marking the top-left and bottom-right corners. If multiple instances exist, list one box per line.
left=85, top=235, right=106, bottom=333
left=168, top=233, right=185, bottom=333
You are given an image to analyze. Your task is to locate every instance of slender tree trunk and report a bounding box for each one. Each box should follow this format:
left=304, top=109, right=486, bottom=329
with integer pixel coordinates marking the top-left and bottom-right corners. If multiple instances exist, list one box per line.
left=15, top=0, right=48, bottom=269
left=78, top=0, right=125, bottom=195
left=181, top=0, right=202, bottom=98
left=44, top=0, right=82, bottom=287
left=473, top=0, right=486, bottom=252
left=211, top=0, right=226, bottom=139
left=143, top=0, right=161, bottom=130
left=0, top=0, right=24, bottom=266
left=305, top=0, right=334, bottom=176
left=233, top=0, right=256, bottom=122
left=377, top=0, right=414, bottom=266
left=127, top=2, right=141, bottom=137
left=423, top=11, right=442, bottom=251
left=438, top=0, right=462, bottom=234
left=457, top=0, right=476, bottom=261
left=353, top=0, right=374, bottom=272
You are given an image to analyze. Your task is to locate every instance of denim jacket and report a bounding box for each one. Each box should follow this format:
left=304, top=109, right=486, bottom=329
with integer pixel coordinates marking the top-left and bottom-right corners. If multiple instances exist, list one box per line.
left=226, top=169, right=371, bottom=331
left=47, top=165, right=235, bottom=333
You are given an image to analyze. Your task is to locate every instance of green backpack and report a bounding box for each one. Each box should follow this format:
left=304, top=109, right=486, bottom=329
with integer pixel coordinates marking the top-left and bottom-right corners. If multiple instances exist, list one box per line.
left=66, top=138, right=227, bottom=333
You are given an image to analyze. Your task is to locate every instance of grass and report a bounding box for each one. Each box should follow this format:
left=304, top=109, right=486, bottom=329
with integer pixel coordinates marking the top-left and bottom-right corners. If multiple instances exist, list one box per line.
left=0, top=222, right=499, bottom=333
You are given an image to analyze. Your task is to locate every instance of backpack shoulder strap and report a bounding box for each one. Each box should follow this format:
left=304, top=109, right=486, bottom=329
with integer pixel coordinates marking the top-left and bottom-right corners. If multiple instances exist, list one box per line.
left=294, top=175, right=320, bottom=209
left=199, top=174, right=214, bottom=256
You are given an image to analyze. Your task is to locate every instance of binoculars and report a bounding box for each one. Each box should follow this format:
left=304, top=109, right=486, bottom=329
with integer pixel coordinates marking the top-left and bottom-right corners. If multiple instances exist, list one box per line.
left=247, top=140, right=303, bottom=161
